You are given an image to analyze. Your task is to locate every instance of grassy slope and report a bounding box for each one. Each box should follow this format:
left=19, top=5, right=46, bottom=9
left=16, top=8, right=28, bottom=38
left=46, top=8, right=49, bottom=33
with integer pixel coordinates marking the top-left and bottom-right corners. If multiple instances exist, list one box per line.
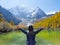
left=0, top=30, right=60, bottom=45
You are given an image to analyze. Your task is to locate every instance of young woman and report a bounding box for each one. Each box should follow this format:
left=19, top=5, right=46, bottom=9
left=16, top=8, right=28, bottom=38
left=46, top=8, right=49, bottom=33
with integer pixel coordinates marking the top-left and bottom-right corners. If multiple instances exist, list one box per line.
left=18, top=25, right=44, bottom=45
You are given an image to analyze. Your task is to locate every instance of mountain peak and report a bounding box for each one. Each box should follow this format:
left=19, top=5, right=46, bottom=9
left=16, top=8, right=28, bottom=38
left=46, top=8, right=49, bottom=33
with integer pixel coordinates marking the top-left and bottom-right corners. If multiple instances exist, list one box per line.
left=36, top=7, right=41, bottom=10
left=33, top=7, right=41, bottom=12
left=31, top=7, right=46, bottom=19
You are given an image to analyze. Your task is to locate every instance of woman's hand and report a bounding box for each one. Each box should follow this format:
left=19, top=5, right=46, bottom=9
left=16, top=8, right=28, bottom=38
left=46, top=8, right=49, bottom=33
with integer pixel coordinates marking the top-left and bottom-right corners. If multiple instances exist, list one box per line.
left=40, top=26, right=46, bottom=29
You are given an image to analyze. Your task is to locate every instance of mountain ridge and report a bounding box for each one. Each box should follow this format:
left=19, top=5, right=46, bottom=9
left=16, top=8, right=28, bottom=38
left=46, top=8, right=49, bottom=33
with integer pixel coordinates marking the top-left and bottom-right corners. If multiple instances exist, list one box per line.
left=0, top=6, right=21, bottom=25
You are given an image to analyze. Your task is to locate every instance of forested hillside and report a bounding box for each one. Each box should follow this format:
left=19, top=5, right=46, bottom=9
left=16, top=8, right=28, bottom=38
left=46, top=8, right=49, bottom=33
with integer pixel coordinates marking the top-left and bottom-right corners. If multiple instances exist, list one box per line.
left=33, top=12, right=60, bottom=29
left=0, top=13, right=16, bottom=33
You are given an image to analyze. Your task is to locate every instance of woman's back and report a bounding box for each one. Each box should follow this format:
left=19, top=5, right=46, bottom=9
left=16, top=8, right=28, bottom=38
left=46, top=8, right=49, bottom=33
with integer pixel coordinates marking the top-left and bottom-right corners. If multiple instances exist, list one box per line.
left=27, top=31, right=36, bottom=42
left=26, top=31, right=36, bottom=45
left=18, top=25, right=44, bottom=45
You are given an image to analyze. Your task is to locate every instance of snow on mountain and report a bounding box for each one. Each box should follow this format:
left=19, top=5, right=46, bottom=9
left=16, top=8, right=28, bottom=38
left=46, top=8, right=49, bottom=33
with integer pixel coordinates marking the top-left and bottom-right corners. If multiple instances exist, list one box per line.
left=10, top=6, right=28, bottom=19
left=31, top=7, right=47, bottom=19
left=46, top=11, right=56, bottom=15
left=46, top=11, right=59, bottom=17
left=9, top=7, right=47, bottom=25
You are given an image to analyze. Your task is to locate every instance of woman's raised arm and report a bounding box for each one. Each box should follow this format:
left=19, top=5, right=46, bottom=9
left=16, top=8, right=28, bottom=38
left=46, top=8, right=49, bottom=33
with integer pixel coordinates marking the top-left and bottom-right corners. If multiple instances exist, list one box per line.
left=18, top=28, right=27, bottom=35
left=35, top=28, right=43, bottom=34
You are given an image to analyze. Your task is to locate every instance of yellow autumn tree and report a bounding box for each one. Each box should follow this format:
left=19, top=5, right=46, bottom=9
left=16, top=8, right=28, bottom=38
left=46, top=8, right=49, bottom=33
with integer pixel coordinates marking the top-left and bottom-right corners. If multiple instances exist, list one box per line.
left=33, top=12, right=60, bottom=29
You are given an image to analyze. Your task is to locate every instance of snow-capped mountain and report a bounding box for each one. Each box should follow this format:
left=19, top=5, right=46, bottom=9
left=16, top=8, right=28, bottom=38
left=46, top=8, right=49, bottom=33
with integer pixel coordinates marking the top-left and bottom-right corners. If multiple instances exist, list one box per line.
left=26, top=7, right=47, bottom=23
left=46, top=11, right=59, bottom=17
left=31, top=7, right=46, bottom=18
left=9, top=7, right=47, bottom=25
left=46, top=11, right=56, bottom=15
left=9, top=6, right=29, bottom=19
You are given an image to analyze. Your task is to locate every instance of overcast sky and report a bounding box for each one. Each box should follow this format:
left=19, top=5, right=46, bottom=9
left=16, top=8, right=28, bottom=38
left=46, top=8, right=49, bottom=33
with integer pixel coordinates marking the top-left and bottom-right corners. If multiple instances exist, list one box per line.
left=0, top=0, right=60, bottom=13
